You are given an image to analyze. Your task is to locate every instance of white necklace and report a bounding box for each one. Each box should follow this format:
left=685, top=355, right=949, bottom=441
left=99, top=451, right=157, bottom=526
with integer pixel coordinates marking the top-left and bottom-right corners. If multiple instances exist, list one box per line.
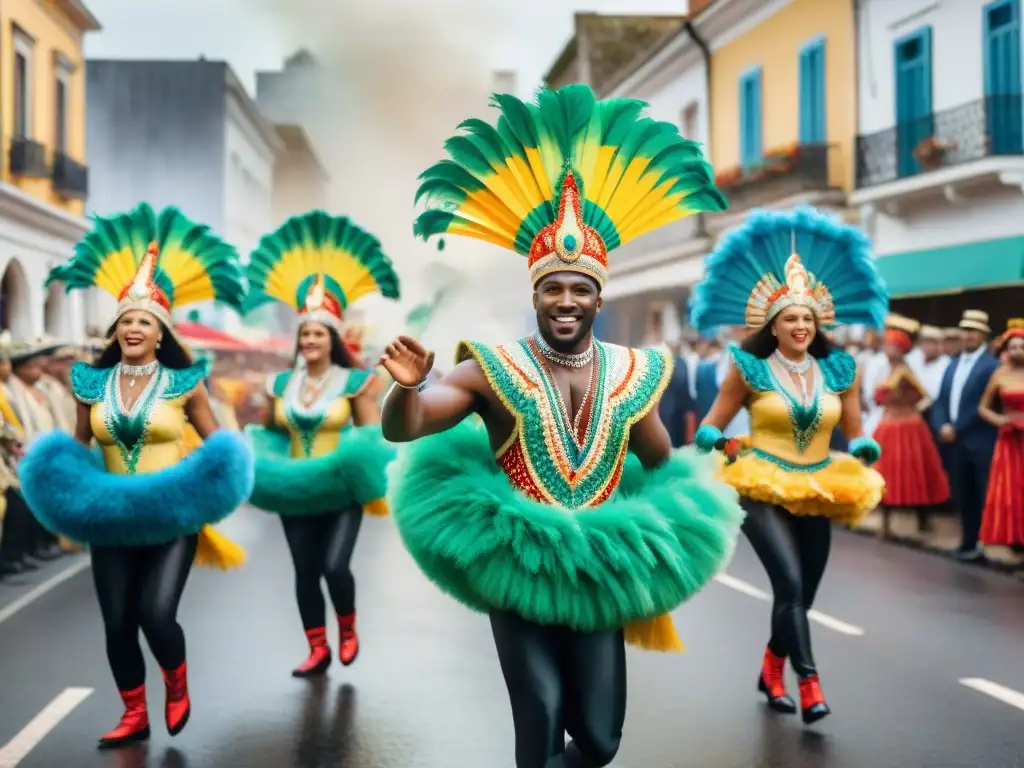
left=532, top=330, right=594, bottom=368
left=772, top=351, right=814, bottom=404
left=121, top=360, right=158, bottom=389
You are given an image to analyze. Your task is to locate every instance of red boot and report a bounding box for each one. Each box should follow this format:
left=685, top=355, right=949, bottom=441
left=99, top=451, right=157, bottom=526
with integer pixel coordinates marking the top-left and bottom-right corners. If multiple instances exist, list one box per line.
left=338, top=613, right=359, bottom=666
left=798, top=675, right=831, bottom=724
left=292, top=626, right=332, bottom=678
left=757, top=647, right=796, bottom=714
left=97, top=685, right=150, bottom=748
left=162, top=661, right=191, bottom=736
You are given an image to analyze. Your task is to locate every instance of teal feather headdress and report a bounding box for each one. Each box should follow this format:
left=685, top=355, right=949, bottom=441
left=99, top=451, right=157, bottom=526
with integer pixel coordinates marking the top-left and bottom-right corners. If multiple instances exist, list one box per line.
left=690, top=206, right=888, bottom=333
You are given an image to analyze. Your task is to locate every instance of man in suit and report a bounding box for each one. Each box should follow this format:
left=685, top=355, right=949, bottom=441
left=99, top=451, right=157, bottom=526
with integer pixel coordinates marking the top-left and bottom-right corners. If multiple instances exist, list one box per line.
left=930, top=310, right=999, bottom=562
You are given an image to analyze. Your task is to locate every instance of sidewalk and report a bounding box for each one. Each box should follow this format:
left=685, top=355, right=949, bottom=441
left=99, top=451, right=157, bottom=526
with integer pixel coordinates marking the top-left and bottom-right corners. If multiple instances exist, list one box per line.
left=850, top=509, right=1024, bottom=575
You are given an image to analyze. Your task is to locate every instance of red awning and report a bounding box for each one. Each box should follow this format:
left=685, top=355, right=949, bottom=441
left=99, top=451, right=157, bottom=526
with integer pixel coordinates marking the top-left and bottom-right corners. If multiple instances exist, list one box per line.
left=175, top=321, right=252, bottom=351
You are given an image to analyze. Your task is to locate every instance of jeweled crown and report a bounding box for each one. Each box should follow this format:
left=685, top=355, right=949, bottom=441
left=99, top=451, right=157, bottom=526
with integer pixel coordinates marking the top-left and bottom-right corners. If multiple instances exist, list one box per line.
left=299, top=273, right=344, bottom=331
left=115, top=241, right=173, bottom=325
left=527, top=172, right=608, bottom=288
left=745, top=252, right=835, bottom=328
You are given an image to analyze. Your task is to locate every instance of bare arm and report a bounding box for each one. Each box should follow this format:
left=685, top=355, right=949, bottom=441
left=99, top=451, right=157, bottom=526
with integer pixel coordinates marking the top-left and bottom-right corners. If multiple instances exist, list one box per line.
left=700, top=365, right=749, bottom=431
left=838, top=371, right=866, bottom=440
left=185, top=385, right=219, bottom=439
left=381, top=360, right=480, bottom=442
left=628, top=407, right=672, bottom=469
left=352, top=389, right=382, bottom=426
left=978, top=370, right=1008, bottom=427
left=74, top=400, right=93, bottom=446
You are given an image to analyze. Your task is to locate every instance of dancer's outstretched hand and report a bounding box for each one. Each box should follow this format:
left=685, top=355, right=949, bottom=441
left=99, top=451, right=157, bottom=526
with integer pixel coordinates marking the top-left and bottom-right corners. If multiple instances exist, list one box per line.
left=379, top=335, right=434, bottom=388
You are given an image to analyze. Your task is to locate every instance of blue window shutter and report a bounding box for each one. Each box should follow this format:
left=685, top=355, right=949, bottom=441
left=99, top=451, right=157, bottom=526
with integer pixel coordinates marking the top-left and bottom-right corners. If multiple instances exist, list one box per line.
left=739, top=77, right=749, bottom=165
left=751, top=68, right=763, bottom=162
left=984, top=0, right=1022, bottom=153
left=919, top=27, right=933, bottom=117
left=894, top=27, right=935, bottom=176
left=799, top=39, right=827, bottom=143
left=739, top=67, right=764, bottom=166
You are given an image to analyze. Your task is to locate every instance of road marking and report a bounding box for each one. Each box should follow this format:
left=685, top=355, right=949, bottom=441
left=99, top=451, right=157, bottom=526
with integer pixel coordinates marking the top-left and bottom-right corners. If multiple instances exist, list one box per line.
left=0, top=687, right=93, bottom=766
left=713, top=573, right=866, bottom=636
left=0, top=558, right=90, bottom=627
left=959, top=678, right=1024, bottom=712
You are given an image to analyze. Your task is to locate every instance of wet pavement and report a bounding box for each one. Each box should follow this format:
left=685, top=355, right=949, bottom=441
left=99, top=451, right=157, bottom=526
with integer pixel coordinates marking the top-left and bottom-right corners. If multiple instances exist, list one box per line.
left=1, top=508, right=1023, bottom=767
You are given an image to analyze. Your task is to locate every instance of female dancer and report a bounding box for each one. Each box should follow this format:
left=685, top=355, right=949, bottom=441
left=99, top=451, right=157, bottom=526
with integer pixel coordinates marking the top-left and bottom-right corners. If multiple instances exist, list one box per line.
left=978, top=319, right=1024, bottom=548
left=872, top=314, right=950, bottom=537
left=692, top=207, right=887, bottom=724
left=243, top=210, right=399, bottom=677
left=18, top=204, right=253, bottom=748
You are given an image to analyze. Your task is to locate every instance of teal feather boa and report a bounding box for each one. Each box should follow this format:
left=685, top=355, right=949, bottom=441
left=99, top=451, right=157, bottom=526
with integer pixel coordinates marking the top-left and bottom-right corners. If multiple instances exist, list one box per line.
left=388, top=420, right=745, bottom=632
left=245, top=424, right=395, bottom=515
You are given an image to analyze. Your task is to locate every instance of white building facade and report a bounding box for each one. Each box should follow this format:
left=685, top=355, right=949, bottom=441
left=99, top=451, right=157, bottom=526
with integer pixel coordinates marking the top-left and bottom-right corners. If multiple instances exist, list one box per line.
left=0, top=185, right=88, bottom=342
left=852, top=0, right=1024, bottom=321
left=600, top=29, right=713, bottom=345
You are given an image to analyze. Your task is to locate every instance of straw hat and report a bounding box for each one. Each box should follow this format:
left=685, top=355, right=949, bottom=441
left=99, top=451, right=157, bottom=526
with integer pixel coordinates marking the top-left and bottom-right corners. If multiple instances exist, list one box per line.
left=959, top=310, right=991, bottom=334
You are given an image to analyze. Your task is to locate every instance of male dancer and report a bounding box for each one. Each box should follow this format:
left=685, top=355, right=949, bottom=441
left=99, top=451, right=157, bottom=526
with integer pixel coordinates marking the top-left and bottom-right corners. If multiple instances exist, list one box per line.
left=380, top=84, right=742, bottom=768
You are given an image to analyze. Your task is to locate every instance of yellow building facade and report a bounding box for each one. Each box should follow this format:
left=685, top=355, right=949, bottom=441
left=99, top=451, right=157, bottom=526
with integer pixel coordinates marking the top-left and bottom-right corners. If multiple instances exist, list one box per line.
left=0, top=0, right=98, bottom=216
left=707, top=0, right=857, bottom=195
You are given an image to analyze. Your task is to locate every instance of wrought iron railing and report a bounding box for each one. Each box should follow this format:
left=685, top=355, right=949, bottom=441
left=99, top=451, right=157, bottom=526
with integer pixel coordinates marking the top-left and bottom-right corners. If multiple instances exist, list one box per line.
left=9, top=136, right=47, bottom=178
left=855, top=95, right=1023, bottom=188
left=52, top=152, right=88, bottom=200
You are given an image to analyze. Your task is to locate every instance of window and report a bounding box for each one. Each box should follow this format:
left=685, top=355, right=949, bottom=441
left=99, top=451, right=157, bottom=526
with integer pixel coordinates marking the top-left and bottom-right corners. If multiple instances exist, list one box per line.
left=738, top=67, right=763, bottom=167
left=681, top=102, right=699, bottom=140
left=13, top=28, right=34, bottom=139
left=984, top=0, right=1022, bottom=154
left=799, top=37, right=826, bottom=144
left=893, top=27, right=933, bottom=176
left=54, top=54, right=74, bottom=153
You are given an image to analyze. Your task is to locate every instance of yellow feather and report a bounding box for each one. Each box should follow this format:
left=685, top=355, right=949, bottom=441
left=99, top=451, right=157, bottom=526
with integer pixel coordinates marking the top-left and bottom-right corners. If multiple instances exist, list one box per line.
left=503, top=155, right=547, bottom=210
left=93, top=247, right=138, bottom=298
left=603, top=160, right=663, bottom=231
left=481, top=164, right=536, bottom=220
left=448, top=220, right=516, bottom=250
left=457, top=192, right=521, bottom=238
left=583, top=146, right=618, bottom=208
left=524, top=147, right=554, bottom=200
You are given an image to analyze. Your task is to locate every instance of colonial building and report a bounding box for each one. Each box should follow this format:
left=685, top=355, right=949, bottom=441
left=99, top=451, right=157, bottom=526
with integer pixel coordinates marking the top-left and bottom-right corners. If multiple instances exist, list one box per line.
left=852, top=0, right=1024, bottom=327
left=86, top=59, right=283, bottom=330
left=703, top=0, right=858, bottom=234
left=0, top=0, right=99, bottom=342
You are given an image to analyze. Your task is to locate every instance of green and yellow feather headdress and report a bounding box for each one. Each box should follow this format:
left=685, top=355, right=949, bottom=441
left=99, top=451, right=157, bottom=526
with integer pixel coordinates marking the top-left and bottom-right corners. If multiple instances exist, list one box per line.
left=47, top=203, right=245, bottom=338
left=414, top=83, right=727, bottom=287
left=246, top=210, right=401, bottom=332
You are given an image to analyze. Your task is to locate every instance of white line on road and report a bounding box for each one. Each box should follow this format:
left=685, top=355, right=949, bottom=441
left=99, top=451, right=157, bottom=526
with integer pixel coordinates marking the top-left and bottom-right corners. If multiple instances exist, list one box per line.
left=0, top=558, right=90, bottom=627
left=959, top=678, right=1024, bottom=712
left=0, top=687, right=93, bottom=767
left=713, top=573, right=866, bottom=636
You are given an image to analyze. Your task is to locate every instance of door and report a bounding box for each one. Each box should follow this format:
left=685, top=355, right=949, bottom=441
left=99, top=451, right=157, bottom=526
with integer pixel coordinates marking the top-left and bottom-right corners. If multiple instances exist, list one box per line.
left=984, top=0, right=1022, bottom=154
left=894, top=28, right=934, bottom=177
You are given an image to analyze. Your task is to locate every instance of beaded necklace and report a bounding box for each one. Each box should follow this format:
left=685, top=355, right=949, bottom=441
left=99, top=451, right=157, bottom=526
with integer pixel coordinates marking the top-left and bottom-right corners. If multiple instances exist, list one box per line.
left=104, top=363, right=165, bottom=474
left=283, top=365, right=350, bottom=456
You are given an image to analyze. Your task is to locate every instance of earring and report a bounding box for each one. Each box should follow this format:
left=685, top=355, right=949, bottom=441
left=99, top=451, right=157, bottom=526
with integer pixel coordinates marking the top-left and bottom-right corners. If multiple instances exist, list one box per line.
left=157, top=339, right=163, bottom=349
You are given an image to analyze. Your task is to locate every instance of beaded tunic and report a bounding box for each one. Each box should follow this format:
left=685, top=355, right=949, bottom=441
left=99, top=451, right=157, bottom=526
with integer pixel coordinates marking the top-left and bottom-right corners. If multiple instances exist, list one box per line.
left=457, top=337, right=672, bottom=509
left=71, top=361, right=207, bottom=475
left=267, top=365, right=374, bottom=458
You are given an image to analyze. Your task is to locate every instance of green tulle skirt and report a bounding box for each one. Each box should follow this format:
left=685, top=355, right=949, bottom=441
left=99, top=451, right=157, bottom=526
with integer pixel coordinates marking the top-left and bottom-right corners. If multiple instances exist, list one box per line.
left=245, top=424, right=396, bottom=516
left=388, top=420, right=745, bottom=632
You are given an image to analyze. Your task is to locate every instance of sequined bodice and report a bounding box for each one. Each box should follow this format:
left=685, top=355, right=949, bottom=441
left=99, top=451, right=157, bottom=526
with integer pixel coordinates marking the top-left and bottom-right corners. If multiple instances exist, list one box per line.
left=457, top=337, right=672, bottom=509
left=71, top=361, right=207, bottom=476
left=266, top=365, right=374, bottom=458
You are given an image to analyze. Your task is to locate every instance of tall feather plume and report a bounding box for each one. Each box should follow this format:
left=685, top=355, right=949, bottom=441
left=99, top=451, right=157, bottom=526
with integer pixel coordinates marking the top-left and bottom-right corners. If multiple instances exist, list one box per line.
left=47, top=203, right=245, bottom=312
left=247, top=210, right=401, bottom=314
left=413, top=83, right=727, bottom=259
left=690, top=206, right=889, bottom=334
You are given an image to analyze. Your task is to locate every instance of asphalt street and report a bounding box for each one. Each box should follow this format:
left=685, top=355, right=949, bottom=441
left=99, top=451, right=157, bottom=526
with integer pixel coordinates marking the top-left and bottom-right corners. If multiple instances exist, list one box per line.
left=0, top=507, right=1023, bottom=768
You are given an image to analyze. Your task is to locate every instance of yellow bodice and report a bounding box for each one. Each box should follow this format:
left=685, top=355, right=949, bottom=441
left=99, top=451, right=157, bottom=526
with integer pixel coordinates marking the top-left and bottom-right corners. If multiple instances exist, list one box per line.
left=91, top=396, right=189, bottom=475
left=274, top=395, right=352, bottom=458
left=747, top=387, right=841, bottom=467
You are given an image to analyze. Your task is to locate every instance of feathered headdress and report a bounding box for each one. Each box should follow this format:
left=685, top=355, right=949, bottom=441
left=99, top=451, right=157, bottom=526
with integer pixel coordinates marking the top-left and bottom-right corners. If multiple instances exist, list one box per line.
left=413, top=84, right=727, bottom=287
left=47, top=204, right=245, bottom=344
left=246, top=210, right=400, bottom=332
left=690, top=206, right=888, bottom=333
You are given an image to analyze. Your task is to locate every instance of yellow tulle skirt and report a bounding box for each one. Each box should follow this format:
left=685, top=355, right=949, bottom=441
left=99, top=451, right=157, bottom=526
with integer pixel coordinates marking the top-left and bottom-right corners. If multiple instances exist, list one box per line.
left=717, top=449, right=885, bottom=527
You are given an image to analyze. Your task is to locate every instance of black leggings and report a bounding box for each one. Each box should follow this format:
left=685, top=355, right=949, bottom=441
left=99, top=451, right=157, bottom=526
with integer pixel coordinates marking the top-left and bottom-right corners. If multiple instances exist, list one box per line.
left=91, top=535, right=198, bottom=691
left=490, top=609, right=625, bottom=768
left=741, top=500, right=831, bottom=678
left=281, top=509, right=363, bottom=630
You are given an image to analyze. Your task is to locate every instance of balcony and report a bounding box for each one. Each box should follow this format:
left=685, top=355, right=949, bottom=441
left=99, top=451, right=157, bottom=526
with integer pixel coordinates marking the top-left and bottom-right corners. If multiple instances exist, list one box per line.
left=708, top=143, right=845, bottom=233
left=9, top=137, right=47, bottom=178
left=853, top=96, right=1024, bottom=207
left=52, top=152, right=88, bottom=200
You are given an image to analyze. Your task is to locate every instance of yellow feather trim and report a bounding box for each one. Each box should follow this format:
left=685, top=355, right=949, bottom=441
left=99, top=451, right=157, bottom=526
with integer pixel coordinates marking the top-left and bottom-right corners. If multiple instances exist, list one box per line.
left=194, top=525, right=246, bottom=570
left=624, top=613, right=685, bottom=653
left=363, top=497, right=389, bottom=516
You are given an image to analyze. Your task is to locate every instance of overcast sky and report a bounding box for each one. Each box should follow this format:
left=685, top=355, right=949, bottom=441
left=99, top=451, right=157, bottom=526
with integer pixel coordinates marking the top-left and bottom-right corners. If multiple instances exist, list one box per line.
left=83, top=0, right=688, bottom=94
